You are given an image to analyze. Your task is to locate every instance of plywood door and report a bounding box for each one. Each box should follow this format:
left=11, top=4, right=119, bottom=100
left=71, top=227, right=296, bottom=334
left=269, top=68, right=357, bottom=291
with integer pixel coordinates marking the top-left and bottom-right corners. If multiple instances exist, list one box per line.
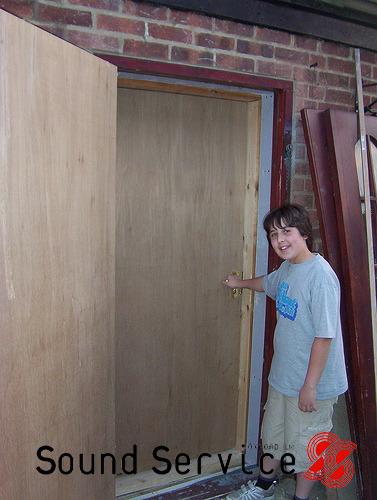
left=116, top=88, right=259, bottom=470
left=0, top=10, right=117, bottom=499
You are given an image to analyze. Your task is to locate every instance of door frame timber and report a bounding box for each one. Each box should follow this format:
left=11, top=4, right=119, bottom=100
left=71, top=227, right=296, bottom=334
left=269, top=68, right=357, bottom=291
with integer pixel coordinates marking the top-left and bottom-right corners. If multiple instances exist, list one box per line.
left=98, top=53, right=292, bottom=453
left=97, top=57, right=292, bottom=210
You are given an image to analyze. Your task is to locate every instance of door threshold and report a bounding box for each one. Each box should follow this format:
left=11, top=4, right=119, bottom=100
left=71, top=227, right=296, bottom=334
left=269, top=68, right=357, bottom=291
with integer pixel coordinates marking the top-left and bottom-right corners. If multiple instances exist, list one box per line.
left=116, top=449, right=243, bottom=499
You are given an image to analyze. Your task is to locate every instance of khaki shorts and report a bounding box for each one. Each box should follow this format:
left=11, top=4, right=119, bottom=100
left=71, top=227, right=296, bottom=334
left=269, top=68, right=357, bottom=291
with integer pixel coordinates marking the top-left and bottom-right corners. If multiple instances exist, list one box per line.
left=261, top=385, right=338, bottom=472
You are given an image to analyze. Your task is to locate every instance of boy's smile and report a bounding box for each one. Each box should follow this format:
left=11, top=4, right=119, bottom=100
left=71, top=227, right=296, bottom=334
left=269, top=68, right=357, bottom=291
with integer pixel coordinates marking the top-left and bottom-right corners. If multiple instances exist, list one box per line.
left=269, top=225, right=314, bottom=264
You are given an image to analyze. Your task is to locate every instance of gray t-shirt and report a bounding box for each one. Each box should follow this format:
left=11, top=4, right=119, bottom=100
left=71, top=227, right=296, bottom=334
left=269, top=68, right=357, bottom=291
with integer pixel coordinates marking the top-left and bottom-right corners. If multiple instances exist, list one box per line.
left=262, top=254, right=348, bottom=400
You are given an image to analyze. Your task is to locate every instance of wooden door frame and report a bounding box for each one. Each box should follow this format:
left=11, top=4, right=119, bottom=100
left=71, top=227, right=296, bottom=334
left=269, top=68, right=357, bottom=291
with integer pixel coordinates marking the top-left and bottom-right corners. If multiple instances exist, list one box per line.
left=97, top=53, right=292, bottom=453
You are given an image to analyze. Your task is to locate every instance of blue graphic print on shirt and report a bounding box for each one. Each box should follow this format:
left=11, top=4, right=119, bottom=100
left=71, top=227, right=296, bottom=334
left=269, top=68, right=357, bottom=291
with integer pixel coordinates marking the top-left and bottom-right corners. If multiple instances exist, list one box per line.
left=276, top=281, right=298, bottom=321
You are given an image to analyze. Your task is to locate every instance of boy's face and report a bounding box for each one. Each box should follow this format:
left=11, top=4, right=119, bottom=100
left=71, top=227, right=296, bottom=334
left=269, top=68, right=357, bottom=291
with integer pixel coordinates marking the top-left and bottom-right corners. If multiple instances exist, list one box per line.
left=269, top=224, right=313, bottom=264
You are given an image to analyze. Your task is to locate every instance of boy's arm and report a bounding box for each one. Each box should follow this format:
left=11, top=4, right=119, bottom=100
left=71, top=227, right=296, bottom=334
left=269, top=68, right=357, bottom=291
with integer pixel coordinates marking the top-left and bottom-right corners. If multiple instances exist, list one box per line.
left=222, top=274, right=265, bottom=293
left=299, top=337, right=332, bottom=412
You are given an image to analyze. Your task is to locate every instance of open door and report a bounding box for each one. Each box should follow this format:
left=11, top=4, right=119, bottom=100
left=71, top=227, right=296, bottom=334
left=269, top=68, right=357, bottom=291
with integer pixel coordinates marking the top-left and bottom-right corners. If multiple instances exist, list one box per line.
left=0, top=10, right=117, bottom=499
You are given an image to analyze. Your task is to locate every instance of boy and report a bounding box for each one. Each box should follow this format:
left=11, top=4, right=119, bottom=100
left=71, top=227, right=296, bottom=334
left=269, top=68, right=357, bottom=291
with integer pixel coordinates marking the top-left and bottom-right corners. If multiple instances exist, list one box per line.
left=222, top=203, right=348, bottom=500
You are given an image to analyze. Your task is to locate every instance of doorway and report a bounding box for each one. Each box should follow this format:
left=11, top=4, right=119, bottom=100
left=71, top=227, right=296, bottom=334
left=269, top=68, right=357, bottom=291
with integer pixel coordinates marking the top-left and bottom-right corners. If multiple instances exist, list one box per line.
left=1, top=10, right=290, bottom=500
left=115, top=78, right=274, bottom=496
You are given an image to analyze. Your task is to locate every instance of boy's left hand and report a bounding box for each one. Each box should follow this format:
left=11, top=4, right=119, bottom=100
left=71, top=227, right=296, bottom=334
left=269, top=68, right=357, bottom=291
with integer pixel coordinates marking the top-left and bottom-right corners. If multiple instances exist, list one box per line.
left=298, top=385, right=317, bottom=412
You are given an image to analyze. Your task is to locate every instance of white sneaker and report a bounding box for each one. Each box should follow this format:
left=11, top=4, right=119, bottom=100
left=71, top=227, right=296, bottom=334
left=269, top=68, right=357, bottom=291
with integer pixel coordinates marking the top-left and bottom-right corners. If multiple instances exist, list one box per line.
left=225, top=479, right=275, bottom=500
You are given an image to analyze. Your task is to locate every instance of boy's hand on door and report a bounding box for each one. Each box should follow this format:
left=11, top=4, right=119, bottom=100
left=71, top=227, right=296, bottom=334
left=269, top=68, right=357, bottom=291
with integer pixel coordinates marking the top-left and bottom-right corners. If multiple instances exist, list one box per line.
left=222, top=274, right=242, bottom=288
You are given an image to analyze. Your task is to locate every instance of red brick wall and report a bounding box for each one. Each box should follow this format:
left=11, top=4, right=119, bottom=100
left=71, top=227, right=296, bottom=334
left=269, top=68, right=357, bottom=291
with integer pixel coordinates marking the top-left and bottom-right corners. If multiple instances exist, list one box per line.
left=2, top=0, right=377, bottom=249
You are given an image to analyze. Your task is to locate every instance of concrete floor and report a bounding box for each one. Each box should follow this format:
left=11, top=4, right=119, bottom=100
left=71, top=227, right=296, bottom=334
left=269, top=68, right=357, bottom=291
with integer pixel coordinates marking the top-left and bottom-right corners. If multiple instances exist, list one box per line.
left=273, top=471, right=327, bottom=500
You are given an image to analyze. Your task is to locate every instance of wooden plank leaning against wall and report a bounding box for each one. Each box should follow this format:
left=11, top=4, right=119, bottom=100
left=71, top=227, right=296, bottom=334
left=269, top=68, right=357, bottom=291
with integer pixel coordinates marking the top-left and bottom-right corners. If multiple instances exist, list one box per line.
left=301, top=108, right=377, bottom=499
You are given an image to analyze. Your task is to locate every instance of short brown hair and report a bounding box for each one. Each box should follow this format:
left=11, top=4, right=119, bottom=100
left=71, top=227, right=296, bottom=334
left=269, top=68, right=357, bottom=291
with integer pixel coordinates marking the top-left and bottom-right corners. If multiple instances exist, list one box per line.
left=263, top=203, right=313, bottom=251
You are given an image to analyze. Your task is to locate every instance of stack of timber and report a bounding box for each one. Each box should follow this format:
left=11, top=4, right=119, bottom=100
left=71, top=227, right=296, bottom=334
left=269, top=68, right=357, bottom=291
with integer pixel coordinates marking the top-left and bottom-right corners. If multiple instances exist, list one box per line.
left=301, top=99, right=377, bottom=498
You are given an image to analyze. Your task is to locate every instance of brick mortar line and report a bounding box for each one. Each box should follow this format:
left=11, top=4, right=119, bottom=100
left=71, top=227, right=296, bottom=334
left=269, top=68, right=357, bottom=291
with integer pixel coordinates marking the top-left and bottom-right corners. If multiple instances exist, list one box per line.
left=31, top=1, right=377, bottom=62
left=43, top=31, right=374, bottom=83
left=30, top=10, right=377, bottom=77
left=41, top=22, right=374, bottom=82
left=31, top=2, right=377, bottom=61
left=97, top=26, right=370, bottom=70
left=35, top=0, right=122, bottom=20
left=31, top=20, right=124, bottom=51
left=59, top=0, right=122, bottom=13
left=83, top=23, right=361, bottom=64
left=32, top=4, right=309, bottom=48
